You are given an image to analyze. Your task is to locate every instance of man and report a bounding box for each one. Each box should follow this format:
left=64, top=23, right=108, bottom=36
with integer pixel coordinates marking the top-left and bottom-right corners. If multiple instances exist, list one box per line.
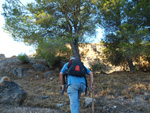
left=59, top=56, right=94, bottom=113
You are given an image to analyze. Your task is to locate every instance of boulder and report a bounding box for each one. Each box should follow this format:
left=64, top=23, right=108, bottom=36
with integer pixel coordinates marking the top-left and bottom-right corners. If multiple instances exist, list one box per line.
left=0, top=54, right=5, bottom=60
left=44, top=71, right=55, bottom=78
left=84, top=97, right=96, bottom=107
left=32, top=63, right=48, bottom=72
left=84, top=97, right=93, bottom=107
left=0, top=81, right=27, bottom=105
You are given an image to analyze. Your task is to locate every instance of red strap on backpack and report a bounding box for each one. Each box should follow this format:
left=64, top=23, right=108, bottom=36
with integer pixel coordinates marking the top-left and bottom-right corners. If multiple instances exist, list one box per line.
left=68, top=60, right=72, bottom=68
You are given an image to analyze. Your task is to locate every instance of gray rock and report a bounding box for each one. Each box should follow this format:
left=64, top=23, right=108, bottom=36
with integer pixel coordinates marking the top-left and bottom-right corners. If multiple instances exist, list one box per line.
left=84, top=97, right=96, bottom=107
left=41, top=96, right=49, bottom=99
left=0, top=54, right=5, bottom=60
left=56, top=103, right=64, bottom=107
left=144, top=95, right=149, bottom=100
left=32, top=63, right=48, bottom=72
left=16, top=68, right=25, bottom=78
left=11, top=67, right=29, bottom=78
left=84, top=97, right=92, bottom=107
left=0, top=81, right=27, bottom=105
left=44, top=71, right=55, bottom=78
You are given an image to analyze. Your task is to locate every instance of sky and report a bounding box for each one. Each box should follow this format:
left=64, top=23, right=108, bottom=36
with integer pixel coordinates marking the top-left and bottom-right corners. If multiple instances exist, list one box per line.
left=0, top=0, right=103, bottom=58
left=0, top=0, right=36, bottom=58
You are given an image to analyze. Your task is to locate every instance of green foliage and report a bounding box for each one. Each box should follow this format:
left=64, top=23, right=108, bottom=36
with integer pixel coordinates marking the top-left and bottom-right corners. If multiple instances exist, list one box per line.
left=2, top=0, right=98, bottom=59
left=17, top=53, right=30, bottom=64
left=97, top=0, right=150, bottom=71
left=142, top=42, right=150, bottom=63
left=90, top=59, right=107, bottom=72
left=103, top=47, right=124, bottom=66
left=2, top=0, right=150, bottom=70
left=36, top=38, right=71, bottom=66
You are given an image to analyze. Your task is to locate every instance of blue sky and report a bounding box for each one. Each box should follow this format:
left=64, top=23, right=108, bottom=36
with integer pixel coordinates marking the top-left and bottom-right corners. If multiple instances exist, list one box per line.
left=0, top=0, right=103, bottom=58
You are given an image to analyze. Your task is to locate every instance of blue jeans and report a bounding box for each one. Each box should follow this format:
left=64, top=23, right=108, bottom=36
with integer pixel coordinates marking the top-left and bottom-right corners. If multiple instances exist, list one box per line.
left=67, top=83, right=86, bottom=113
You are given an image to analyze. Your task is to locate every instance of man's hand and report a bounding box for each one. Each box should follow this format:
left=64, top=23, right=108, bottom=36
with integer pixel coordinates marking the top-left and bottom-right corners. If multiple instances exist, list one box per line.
left=90, top=83, right=95, bottom=90
left=89, top=72, right=94, bottom=90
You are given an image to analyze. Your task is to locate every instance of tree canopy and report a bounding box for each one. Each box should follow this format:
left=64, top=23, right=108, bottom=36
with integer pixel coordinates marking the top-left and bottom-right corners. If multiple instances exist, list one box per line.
left=96, top=0, right=150, bottom=71
left=2, top=0, right=98, bottom=61
left=2, top=0, right=150, bottom=70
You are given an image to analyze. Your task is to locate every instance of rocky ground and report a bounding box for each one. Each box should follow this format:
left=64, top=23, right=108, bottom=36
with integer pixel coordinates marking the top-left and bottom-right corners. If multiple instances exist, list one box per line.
left=0, top=104, right=61, bottom=113
left=0, top=56, right=150, bottom=113
left=1, top=71, right=150, bottom=113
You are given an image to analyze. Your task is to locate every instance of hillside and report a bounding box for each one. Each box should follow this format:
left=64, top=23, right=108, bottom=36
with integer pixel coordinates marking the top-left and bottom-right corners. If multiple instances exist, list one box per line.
left=14, top=72, right=150, bottom=113
left=0, top=55, right=150, bottom=113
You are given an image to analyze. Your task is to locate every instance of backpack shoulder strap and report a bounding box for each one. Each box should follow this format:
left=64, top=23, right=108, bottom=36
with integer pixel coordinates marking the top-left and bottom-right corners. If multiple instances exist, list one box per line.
left=67, top=60, right=72, bottom=68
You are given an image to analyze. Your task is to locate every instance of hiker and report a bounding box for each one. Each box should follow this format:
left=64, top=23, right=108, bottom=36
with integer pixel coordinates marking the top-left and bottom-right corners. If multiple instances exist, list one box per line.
left=59, top=56, right=94, bottom=113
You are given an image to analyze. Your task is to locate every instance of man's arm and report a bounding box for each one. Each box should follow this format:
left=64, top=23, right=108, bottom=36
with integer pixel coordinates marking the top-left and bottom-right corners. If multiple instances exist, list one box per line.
left=89, top=72, right=94, bottom=90
left=59, top=72, right=64, bottom=85
left=59, top=72, right=65, bottom=90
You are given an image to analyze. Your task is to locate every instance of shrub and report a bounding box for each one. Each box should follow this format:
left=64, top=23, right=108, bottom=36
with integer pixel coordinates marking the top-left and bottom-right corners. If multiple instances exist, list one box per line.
left=17, top=53, right=30, bottom=64
left=90, top=59, right=107, bottom=72
left=36, top=39, right=71, bottom=67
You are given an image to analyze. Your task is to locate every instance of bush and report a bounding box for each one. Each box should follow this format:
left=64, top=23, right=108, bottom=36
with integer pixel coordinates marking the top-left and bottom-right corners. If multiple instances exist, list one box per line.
left=36, top=40, right=71, bottom=67
left=17, top=53, right=30, bottom=64
left=90, top=60, right=107, bottom=72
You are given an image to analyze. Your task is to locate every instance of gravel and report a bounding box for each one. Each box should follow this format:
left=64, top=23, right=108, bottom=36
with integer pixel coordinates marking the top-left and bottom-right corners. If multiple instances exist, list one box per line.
left=0, top=104, right=62, bottom=113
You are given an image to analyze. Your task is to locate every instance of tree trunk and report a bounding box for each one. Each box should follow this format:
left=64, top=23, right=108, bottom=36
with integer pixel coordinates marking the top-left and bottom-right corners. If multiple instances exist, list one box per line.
left=71, top=39, right=80, bottom=60
left=126, top=57, right=135, bottom=72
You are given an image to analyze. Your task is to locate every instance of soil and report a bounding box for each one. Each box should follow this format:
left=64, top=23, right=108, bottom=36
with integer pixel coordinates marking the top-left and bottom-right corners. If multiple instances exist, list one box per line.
left=1, top=71, right=150, bottom=113
left=0, top=104, right=61, bottom=113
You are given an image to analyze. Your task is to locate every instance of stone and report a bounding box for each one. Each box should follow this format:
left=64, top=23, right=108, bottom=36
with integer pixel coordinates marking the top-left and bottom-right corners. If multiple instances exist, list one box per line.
left=0, top=81, right=27, bottom=105
left=44, top=71, right=55, bottom=78
left=32, top=63, right=48, bottom=72
left=0, top=54, right=5, bottom=60
left=84, top=97, right=96, bottom=107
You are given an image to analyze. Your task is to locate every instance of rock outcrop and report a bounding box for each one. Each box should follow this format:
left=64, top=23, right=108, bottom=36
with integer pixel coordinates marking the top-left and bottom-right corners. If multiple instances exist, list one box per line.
left=0, top=81, right=27, bottom=105
left=0, top=57, right=50, bottom=78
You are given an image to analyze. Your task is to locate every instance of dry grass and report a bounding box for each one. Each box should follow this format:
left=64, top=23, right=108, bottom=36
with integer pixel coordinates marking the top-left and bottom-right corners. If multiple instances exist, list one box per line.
left=10, top=71, right=150, bottom=113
